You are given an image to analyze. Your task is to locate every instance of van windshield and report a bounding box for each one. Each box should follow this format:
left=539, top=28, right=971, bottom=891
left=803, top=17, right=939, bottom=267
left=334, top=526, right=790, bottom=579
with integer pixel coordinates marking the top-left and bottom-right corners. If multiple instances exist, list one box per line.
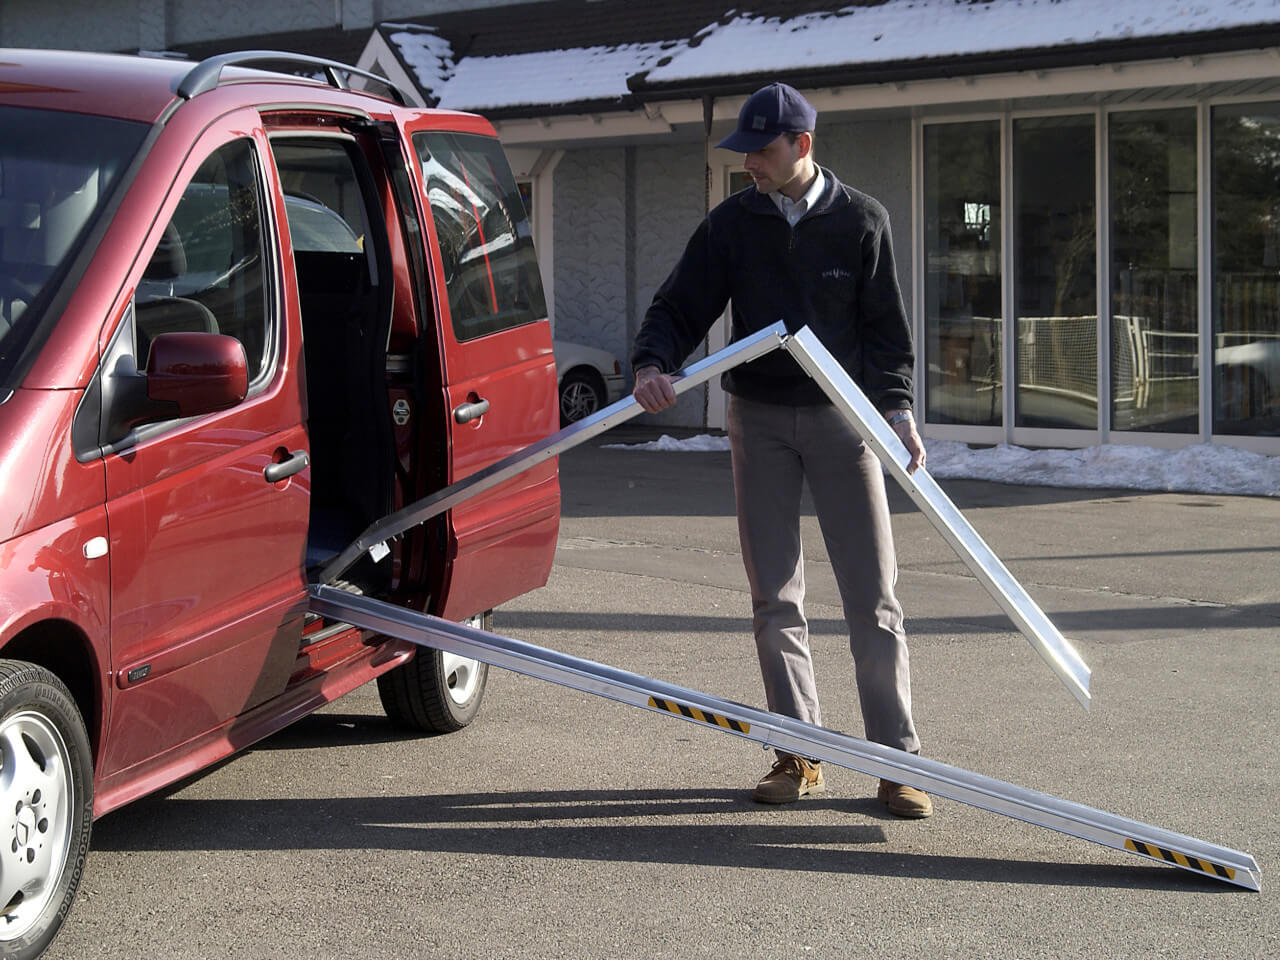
left=0, top=105, right=148, bottom=388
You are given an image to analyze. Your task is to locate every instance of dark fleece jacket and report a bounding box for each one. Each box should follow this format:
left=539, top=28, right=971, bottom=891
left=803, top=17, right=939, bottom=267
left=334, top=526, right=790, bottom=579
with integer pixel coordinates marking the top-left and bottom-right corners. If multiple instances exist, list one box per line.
left=631, top=166, right=914, bottom=410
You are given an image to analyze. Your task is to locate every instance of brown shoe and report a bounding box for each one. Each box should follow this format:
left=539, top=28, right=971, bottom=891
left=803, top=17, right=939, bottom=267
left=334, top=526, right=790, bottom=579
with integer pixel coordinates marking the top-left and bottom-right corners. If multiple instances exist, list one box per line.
left=752, top=754, right=825, bottom=804
left=877, top=779, right=933, bottom=818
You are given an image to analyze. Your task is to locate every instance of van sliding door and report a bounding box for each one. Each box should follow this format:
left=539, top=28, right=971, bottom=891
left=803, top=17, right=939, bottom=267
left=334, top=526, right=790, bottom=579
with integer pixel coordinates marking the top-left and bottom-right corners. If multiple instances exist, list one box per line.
left=393, top=112, right=559, bottom=621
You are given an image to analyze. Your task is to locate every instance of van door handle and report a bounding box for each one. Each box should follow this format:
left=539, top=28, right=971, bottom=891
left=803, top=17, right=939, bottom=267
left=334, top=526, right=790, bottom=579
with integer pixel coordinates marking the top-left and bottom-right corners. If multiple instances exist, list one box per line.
left=453, top=398, right=490, bottom=423
left=264, top=449, right=309, bottom=483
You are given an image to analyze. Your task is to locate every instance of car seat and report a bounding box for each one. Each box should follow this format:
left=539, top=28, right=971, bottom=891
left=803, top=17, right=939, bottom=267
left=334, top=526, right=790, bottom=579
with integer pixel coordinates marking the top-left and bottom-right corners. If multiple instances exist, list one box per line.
left=136, top=222, right=218, bottom=365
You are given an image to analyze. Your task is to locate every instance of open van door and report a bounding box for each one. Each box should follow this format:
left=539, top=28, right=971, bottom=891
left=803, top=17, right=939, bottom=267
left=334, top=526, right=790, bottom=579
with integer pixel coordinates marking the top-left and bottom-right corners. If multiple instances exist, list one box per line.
left=394, top=111, right=560, bottom=622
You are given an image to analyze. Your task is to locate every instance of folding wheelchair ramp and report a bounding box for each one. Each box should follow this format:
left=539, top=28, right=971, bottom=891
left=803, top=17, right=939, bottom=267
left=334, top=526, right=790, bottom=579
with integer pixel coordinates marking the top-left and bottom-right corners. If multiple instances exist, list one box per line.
left=321, top=322, right=1090, bottom=709
left=311, top=321, right=1259, bottom=890
left=309, top=584, right=1258, bottom=890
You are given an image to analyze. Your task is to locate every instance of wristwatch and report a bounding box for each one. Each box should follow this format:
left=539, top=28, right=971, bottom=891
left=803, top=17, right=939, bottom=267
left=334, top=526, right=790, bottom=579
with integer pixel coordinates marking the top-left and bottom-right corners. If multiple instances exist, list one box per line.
left=886, top=410, right=913, bottom=427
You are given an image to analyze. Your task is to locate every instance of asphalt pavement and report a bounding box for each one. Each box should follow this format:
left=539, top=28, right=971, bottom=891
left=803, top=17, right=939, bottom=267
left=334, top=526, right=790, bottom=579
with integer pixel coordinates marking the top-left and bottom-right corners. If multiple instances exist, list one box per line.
left=49, top=430, right=1278, bottom=960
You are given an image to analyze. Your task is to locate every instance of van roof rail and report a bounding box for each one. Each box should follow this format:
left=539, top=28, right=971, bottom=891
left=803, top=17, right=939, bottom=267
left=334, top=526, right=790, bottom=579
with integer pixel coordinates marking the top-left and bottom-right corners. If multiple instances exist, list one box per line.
left=177, top=50, right=410, bottom=106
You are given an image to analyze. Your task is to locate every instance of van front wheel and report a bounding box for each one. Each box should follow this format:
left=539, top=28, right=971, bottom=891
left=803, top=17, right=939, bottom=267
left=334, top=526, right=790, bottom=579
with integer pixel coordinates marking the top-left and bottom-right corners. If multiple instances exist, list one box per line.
left=0, top=660, right=94, bottom=960
left=377, top=612, right=490, bottom=733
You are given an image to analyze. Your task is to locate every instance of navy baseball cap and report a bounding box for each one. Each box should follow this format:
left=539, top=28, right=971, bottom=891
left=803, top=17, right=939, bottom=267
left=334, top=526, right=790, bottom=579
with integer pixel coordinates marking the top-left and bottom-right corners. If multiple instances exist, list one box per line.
left=716, top=82, right=817, bottom=153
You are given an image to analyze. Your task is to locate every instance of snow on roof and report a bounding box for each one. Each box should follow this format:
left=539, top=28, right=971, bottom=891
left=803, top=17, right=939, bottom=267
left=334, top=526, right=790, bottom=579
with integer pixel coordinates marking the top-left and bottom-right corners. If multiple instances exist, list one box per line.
left=443, top=43, right=673, bottom=111
left=385, top=0, right=1280, bottom=113
left=603, top=437, right=1280, bottom=498
left=385, top=24, right=456, bottom=98
left=646, top=0, right=1280, bottom=85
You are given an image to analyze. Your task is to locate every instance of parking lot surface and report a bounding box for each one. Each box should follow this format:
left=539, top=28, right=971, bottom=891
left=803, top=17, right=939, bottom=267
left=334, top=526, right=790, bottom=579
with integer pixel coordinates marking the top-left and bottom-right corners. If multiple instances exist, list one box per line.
left=50, top=436, right=1278, bottom=959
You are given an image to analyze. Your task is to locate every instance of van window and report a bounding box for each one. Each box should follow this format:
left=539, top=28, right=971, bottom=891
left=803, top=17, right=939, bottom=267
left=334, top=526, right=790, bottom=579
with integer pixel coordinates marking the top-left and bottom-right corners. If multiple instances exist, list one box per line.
left=414, top=132, right=546, bottom=342
left=136, top=139, right=271, bottom=383
left=282, top=194, right=363, bottom=254
left=0, top=106, right=146, bottom=388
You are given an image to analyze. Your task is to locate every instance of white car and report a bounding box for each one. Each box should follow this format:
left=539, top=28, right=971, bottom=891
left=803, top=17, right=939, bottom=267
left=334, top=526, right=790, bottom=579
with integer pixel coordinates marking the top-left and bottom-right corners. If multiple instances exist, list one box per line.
left=553, top=338, right=626, bottom=424
left=1215, top=339, right=1277, bottom=421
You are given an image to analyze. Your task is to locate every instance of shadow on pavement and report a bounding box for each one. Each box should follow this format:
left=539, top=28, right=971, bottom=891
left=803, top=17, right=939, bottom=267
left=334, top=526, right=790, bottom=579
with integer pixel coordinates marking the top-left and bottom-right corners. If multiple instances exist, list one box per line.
left=492, top=604, right=1280, bottom=638
left=87, top=786, right=1237, bottom=893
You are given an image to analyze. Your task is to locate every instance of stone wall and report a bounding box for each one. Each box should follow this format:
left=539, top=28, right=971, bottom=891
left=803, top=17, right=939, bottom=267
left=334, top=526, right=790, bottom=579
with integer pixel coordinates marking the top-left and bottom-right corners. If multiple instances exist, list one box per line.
left=632, top=141, right=708, bottom=428
left=820, top=115, right=914, bottom=318
left=0, top=0, right=545, bottom=50
left=551, top=148, right=628, bottom=358
left=549, top=139, right=722, bottom=429
left=166, top=0, right=338, bottom=43
left=1, top=0, right=165, bottom=52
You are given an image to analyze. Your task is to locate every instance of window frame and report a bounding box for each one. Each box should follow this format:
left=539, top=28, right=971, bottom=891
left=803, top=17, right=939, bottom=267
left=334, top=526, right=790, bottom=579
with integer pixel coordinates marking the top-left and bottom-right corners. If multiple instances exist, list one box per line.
left=133, top=136, right=278, bottom=396
left=122, top=132, right=281, bottom=450
left=915, top=97, right=1278, bottom=454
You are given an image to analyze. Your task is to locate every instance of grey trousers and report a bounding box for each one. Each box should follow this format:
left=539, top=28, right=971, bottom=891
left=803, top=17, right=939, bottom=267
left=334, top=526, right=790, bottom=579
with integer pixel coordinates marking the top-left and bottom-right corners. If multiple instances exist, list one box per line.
left=727, top=394, right=920, bottom=754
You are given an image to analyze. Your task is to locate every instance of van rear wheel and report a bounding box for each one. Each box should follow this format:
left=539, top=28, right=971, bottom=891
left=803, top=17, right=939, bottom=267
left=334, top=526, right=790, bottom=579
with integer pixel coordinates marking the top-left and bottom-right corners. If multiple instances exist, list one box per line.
left=0, top=660, right=93, bottom=960
left=377, top=612, right=490, bottom=733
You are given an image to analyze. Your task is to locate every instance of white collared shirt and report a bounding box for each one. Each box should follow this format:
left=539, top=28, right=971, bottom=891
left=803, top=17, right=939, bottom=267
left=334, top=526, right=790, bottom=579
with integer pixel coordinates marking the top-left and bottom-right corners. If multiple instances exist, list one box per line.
left=769, top=168, right=825, bottom=227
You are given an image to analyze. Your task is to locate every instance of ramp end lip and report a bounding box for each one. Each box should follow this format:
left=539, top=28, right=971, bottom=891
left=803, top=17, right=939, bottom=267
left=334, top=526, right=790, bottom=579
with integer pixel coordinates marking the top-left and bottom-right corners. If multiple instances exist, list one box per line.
left=1051, top=639, right=1091, bottom=711
left=1072, top=672, right=1092, bottom=712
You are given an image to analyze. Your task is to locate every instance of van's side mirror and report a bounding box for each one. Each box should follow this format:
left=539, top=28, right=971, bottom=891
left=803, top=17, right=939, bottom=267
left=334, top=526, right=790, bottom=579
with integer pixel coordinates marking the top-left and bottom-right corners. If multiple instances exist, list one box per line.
left=95, top=329, right=249, bottom=450
left=146, top=332, right=248, bottom=415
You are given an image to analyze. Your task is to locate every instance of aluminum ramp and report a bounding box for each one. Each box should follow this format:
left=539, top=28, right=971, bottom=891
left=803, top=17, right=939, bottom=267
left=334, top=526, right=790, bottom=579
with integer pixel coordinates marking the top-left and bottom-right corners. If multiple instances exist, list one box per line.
left=320, top=322, right=1089, bottom=710
left=784, top=326, right=1091, bottom=708
left=310, top=320, right=1258, bottom=889
left=308, top=585, right=1260, bottom=891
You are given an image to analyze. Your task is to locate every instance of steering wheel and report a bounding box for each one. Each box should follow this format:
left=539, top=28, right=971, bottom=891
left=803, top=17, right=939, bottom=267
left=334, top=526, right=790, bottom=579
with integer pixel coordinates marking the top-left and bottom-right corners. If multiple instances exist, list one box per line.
left=0, top=273, right=34, bottom=301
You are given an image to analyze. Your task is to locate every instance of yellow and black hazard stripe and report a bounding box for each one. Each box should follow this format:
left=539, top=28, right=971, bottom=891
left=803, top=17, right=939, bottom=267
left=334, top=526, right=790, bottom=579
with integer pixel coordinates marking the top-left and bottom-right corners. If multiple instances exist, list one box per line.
left=1125, top=838, right=1236, bottom=880
left=648, top=697, right=750, bottom=734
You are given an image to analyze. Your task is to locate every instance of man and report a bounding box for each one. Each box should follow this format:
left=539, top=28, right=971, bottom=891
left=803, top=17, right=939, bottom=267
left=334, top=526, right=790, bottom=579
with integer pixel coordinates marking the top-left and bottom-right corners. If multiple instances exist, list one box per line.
left=630, top=82, right=931, bottom=818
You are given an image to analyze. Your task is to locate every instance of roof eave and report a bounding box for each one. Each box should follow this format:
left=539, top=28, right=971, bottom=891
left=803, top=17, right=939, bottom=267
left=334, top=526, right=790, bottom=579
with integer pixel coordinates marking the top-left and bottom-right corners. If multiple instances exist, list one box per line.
left=450, top=94, right=643, bottom=122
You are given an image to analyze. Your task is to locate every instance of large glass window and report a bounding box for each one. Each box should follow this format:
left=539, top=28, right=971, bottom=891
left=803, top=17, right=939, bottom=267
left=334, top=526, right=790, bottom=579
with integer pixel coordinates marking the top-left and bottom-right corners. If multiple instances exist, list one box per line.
left=1013, top=116, right=1097, bottom=429
left=923, top=121, right=1002, bottom=426
left=415, top=132, right=546, bottom=342
left=1212, top=103, right=1280, bottom=437
left=1108, top=109, right=1199, bottom=433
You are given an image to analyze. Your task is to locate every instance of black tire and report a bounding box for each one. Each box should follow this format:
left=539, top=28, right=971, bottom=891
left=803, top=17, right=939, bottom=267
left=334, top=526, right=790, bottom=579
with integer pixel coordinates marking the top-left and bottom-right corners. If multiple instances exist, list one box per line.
left=559, top=368, right=605, bottom=426
left=377, top=612, right=491, bottom=733
left=0, top=660, right=94, bottom=960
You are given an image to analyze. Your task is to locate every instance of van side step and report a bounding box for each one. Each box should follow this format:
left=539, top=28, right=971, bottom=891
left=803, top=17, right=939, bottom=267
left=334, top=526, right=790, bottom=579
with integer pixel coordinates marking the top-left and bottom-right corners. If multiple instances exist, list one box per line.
left=308, top=585, right=1259, bottom=891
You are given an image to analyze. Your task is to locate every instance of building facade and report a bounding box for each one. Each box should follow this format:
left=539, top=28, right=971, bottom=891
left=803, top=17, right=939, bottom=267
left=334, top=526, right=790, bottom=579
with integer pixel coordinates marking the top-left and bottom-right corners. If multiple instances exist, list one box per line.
left=6, top=0, right=1280, bottom=454
left=362, top=1, right=1280, bottom=454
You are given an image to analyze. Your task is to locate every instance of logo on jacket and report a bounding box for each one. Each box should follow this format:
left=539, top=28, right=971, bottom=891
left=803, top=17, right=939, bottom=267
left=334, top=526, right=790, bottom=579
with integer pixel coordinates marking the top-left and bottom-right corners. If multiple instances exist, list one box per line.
left=822, top=267, right=852, bottom=281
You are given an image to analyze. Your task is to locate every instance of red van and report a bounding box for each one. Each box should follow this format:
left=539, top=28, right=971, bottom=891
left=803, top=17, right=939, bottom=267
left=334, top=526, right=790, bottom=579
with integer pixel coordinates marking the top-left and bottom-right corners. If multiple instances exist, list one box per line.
left=0, top=49, right=560, bottom=959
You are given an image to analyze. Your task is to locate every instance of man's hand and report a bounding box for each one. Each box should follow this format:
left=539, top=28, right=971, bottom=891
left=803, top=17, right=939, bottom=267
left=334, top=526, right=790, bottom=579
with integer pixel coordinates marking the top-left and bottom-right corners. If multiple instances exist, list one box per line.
left=633, top=365, right=678, bottom=413
left=889, top=413, right=926, bottom=474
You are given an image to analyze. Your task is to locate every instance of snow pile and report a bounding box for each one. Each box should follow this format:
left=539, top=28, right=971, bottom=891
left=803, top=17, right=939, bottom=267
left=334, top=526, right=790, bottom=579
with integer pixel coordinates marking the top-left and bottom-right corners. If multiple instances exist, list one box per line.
left=925, top=439, right=1279, bottom=497
left=608, top=433, right=733, bottom=452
